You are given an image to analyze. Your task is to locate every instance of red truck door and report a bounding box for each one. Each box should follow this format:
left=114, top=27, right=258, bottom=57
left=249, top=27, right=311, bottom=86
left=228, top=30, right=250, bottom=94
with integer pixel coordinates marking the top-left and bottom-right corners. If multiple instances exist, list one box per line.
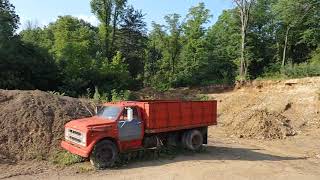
left=117, top=106, right=143, bottom=149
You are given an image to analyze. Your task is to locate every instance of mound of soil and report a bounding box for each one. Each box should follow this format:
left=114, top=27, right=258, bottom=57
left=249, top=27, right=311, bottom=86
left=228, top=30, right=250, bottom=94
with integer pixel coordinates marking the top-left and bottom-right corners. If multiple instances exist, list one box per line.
left=225, top=110, right=296, bottom=139
left=215, top=77, right=320, bottom=139
left=0, top=90, right=94, bottom=161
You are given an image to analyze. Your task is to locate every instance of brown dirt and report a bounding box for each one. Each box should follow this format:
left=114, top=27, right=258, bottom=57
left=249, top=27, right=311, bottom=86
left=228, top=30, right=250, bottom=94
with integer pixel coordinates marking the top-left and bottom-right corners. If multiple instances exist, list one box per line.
left=136, top=77, right=320, bottom=139
left=213, top=77, right=320, bottom=139
left=224, top=110, right=296, bottom=139
left=0, top=90, right=94, bottom=161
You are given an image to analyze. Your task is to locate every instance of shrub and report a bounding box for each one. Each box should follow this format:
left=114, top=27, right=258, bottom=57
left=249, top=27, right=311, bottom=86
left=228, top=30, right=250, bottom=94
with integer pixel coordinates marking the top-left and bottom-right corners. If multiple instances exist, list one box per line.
left=282, top=63, right=320, bottom=78
left=261, top=62, right=320, bottom=79
left=50, top=151, right=83, bottom=166
left=111, top=89, right=136, bottom=102
left=48, top=91, right=65, bottom=96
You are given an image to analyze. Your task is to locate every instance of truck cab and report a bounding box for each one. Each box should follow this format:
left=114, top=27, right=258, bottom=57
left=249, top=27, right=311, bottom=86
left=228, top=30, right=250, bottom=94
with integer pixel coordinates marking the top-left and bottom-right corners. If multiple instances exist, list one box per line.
left=61, top=103, right=144, bottom=168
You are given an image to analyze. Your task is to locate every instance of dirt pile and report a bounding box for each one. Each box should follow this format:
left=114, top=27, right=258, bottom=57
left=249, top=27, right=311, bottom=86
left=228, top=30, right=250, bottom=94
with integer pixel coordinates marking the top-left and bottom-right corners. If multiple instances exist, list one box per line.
left=0, top=90, right=94, bottom=161
left=225, top=110, right=296, bottom=139
left=213, top=77, right=320, bottom=139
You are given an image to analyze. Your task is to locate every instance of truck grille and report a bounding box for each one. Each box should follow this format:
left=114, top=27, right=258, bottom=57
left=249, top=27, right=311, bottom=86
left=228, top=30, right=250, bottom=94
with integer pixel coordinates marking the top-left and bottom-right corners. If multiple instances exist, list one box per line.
left=65, top=128, right=86, bottom=146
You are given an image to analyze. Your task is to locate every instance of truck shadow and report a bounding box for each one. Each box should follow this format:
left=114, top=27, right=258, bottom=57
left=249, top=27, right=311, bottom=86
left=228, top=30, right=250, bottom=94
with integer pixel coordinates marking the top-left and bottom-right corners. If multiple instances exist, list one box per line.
left=115, top=145, right=306, bottom=169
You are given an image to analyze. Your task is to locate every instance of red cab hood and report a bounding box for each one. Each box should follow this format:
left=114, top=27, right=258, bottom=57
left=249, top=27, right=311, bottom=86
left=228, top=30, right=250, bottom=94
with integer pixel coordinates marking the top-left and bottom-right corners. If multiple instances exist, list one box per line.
left=66, top=116, right=115, bottom=130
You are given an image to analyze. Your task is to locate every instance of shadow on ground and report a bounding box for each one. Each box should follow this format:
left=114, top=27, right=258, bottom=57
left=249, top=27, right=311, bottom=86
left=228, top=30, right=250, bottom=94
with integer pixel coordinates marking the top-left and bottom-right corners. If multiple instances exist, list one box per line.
left=112, top=145, right=306, bottom=170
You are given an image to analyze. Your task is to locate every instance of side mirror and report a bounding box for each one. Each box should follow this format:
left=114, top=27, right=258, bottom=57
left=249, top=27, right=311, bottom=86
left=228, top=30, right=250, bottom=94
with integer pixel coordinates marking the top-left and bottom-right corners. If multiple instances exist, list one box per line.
left=95, top=106, right=103, bottom=115
left=127, top=108, right=133, bottom=122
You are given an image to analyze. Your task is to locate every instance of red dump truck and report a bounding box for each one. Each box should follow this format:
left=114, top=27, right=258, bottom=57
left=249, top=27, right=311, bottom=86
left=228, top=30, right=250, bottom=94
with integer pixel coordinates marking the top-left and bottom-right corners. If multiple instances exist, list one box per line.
left=61, top=100, right=217, bottom=169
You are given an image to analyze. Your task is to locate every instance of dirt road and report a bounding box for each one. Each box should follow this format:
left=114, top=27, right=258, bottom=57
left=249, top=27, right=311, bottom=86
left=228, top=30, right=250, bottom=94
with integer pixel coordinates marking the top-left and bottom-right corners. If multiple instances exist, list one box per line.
left=2, top=127, right=319, bottom=180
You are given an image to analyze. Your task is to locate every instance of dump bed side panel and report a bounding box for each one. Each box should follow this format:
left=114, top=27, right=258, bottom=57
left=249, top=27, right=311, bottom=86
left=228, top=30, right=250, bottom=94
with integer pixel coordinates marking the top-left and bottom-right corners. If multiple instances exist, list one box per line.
left=144, top=101, right=217, bottom=133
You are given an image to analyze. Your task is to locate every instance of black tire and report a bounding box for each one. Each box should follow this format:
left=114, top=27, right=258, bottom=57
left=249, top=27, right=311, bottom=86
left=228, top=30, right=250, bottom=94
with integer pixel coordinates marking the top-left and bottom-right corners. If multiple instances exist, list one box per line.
left=90, top=140, right=118, bottom=169
left=181, top=131, right=189, bottom=148
left=185, top=130, right=203, bottom=151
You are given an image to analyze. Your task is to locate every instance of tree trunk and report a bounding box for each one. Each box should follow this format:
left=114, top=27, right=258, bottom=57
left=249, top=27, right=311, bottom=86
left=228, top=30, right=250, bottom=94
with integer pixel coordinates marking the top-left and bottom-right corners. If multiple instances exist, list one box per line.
left=110, top=6, right=118, bottom=55
left=282, top=26, right=290, bottom=68
left=240, top=27, right=246, bottom=81
left=103, top=0, right=109, bottom=59
left=102, top=0, right=112, bottom=61
left=234, top=0, right=254, bottom=83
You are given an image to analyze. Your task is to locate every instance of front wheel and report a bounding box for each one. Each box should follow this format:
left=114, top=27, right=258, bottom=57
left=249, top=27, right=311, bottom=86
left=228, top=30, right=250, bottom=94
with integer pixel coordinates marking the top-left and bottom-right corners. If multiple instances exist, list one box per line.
left=90, top=140, right=118, bottom=169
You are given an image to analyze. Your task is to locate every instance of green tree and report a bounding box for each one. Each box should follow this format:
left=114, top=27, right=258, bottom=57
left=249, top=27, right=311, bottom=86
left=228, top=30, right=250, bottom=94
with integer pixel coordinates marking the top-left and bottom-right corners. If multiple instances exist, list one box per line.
left=144, top=23, right=165, bottom=87
left=177, top=3, right=211, bottom=86
left=1, top=0, right=58, bottom=90
left=117, top=6, right=147, bottom=79
left=144, top=13, right=184, bottom=89
left=246, top=0, right=278, bottom=78
left=273, top=0, right=320, bottom=67
left=91, top=0, right=127, bottom=58
left=164, top=13, right=183, bottom=74
left=95, top=51, right=132, bottom=93
left=48, top=16, right=99, bottom=95
left=0, top=0, right=19, bottom=41
left=206, top=9, right=239, bottom=84
left=233, top=0, right=256, bottom=81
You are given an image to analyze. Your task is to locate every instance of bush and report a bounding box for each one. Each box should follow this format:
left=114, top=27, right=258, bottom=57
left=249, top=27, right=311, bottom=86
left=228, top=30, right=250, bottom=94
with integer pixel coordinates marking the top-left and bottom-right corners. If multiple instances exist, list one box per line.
left=261, top=62, right=320, bottom=79
left=111, top=89, right=136, bottom=102
left=50, top=151, right=84, bottom=166
left=48, top=91, right=65, bottom=96
left=91, top=86, right=137, bottom=102
left=282, top=63, right=320, bottom=78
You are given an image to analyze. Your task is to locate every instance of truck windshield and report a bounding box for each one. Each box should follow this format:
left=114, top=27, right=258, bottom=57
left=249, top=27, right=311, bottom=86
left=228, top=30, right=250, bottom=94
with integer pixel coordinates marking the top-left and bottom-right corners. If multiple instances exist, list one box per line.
left=97, top=106, right=121, bottom=119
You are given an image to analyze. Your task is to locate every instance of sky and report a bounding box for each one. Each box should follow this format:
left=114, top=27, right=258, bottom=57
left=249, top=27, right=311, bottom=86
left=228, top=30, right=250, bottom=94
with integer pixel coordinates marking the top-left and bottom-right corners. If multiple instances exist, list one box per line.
left=11, top=0, right=234, bottom=31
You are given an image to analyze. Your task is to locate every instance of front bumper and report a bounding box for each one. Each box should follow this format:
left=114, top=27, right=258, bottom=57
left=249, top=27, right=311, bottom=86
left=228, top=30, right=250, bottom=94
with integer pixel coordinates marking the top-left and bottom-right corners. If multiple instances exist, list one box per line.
left=61, top=141, right=91, bottom=158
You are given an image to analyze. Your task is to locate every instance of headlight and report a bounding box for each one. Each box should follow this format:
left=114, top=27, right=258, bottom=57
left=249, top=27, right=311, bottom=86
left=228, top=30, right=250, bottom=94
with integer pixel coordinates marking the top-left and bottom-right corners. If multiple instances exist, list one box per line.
left=65, top=128, right=87, bottom=146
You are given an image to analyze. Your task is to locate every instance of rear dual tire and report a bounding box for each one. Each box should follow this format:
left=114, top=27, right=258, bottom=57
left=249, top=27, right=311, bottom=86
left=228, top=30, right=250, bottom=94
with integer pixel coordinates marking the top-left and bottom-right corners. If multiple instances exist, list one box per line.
left=182, top=130, right=203, bottom=151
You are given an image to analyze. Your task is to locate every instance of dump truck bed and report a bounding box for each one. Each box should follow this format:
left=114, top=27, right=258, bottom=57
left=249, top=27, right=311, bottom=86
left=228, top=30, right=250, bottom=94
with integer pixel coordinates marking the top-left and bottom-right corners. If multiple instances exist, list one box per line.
left=138, top=100, right=217, bottom=133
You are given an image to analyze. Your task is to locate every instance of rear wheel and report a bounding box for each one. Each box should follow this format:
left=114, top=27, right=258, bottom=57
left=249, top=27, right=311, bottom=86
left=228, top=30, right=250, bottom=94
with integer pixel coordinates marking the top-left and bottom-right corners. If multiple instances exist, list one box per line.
left=184, top=130, right=203, bottom=151
left=90, top=140, right=118, bottom=169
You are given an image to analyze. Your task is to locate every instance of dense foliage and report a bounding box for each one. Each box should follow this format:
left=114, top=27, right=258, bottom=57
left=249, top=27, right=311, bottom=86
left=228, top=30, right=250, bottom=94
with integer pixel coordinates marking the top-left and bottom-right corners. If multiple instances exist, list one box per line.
left=1, top=0, right=319, bottom=97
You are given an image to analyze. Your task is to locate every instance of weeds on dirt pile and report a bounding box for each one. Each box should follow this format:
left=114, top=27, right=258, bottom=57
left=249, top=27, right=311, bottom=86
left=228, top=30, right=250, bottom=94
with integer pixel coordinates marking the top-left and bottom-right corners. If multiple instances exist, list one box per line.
left=49, top=151, right=84, bottom=166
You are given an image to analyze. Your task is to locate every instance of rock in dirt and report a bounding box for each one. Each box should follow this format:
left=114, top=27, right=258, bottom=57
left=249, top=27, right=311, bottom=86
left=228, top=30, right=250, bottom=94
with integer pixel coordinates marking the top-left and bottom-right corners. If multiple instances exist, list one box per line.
left=0, top=90, right=94, bottom=161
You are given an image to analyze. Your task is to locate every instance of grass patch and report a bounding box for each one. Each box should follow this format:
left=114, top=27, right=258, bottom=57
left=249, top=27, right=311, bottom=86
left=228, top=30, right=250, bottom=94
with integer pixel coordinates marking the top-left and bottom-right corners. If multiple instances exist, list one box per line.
left=49, top=151, right=84, bottom=166
left=75, top=163, right=95, bottom=173
left=259, top=63, right=320, bottom=80
left=195, top=94, right=211, bottom=101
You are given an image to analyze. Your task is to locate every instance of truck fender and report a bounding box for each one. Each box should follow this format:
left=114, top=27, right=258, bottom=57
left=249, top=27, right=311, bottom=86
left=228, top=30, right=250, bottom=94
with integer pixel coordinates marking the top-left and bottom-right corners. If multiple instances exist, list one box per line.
left=87, top=137, right=119, bottom=156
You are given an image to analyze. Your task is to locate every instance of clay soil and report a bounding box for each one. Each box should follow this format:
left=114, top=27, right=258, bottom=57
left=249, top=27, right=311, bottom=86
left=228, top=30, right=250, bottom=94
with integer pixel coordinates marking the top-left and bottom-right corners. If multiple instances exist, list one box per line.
left=0, top=77, right=319, bottom=180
